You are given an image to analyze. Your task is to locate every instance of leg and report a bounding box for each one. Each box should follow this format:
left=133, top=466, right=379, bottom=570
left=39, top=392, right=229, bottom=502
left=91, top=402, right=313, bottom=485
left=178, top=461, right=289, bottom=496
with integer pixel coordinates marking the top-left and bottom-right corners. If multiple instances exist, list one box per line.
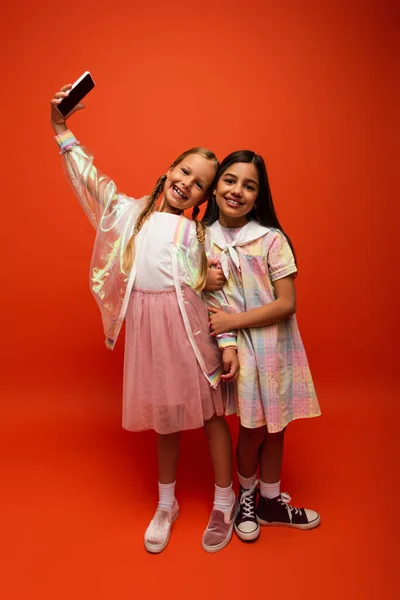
left=203, top=415, right=232, bottom=487
left=158, top=432, right=180, bottom=483
left=144, top=432, right=180, bottom=554
left=259, top=428, right=285, bottom=484
left=236, top=423, right=266, bottom=477
left=256, top=427, right=320, bottom=530
left=202, top=415, right=236, bottom=553
left=234, top=424, right=265, bottom=542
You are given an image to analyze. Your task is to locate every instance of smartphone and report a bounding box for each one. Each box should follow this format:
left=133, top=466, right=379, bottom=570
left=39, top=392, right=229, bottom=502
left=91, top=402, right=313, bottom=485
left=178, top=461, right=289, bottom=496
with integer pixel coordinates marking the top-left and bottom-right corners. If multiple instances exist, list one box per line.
left=57, top=71, right=95, bottom=117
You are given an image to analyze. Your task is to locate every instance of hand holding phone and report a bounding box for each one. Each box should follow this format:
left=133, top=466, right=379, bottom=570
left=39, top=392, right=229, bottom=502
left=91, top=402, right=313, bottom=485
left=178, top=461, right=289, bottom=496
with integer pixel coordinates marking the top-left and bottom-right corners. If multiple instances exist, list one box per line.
left=56, top=71, right=95, bottom=117
left=50, top=72, right=95, bottom=134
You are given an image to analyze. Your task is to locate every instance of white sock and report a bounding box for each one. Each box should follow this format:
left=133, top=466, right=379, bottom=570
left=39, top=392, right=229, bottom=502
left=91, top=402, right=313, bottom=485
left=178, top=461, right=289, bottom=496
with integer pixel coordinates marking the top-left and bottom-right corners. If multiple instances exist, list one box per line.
left=260, top=480, right=280, bottom=499
left=158, top=481, right=176, bottom=510
left=238, top=472, right=257, bottom=490
left=214, top=483, right=234, bottom=512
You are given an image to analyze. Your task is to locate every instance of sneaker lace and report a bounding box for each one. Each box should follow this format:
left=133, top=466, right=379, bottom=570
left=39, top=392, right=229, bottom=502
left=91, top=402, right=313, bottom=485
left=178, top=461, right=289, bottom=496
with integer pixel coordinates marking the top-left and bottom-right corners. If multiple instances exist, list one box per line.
left=279, top=492, right=301, bottom=520
left=240, top=480, right=259, bottom=518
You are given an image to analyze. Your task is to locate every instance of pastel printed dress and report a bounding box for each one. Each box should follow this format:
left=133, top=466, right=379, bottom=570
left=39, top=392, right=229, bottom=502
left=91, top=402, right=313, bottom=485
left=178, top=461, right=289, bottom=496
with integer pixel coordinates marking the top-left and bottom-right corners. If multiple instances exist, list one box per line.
left=207, top=221, right=321, bottom=433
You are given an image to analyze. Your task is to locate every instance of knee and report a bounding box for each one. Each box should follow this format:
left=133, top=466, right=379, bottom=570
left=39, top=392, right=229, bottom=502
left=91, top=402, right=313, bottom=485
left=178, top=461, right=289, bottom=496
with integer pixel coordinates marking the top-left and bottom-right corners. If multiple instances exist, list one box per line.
left=265, top=427, right=286, bottom=442
left=204, top=414, right=223, bottom=426
left=203, top=414, right=225, bottom=435
left=239, top=424, right=266, bottom=445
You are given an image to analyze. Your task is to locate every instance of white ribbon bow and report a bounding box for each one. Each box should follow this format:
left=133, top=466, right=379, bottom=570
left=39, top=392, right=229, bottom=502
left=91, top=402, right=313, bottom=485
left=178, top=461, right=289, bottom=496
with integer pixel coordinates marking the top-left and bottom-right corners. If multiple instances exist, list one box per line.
left=220, top=243, right=241, bottom=279
left=208, top=221, right=270, bottom=279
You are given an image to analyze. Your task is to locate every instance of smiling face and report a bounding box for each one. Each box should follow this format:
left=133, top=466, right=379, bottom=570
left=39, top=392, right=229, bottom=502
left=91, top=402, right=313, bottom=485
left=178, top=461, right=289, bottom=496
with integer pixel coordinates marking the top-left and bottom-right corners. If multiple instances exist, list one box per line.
left=214, top=162, right=260, bottom=227
left=162, top=153, right=217, bottom=214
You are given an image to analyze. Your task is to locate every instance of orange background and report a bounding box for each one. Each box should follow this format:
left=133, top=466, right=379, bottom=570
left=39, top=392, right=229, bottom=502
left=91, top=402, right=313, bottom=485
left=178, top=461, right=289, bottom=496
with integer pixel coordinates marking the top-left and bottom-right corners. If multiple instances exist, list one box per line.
left=1, top=1, right=398, bottom=598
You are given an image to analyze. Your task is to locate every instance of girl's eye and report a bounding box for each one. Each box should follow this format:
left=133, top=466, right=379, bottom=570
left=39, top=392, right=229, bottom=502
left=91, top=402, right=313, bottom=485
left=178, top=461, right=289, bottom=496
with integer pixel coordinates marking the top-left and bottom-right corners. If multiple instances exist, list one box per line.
left=246, top=185, right=255, bottom=191
left=196, top=182, right=203, bottom=190
left=224, top=178, right=234, bottom=184
left=181, top=168, right=189, bottom=175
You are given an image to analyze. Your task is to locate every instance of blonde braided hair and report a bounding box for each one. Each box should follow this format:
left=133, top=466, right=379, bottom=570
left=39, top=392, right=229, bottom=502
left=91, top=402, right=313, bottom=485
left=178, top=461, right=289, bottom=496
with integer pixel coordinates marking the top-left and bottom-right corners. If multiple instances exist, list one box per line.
left=191, top=204, right=208, bottom=292
left=123, top=174, right=167, bottom=273
left=123, top=147, right=218, bottom=279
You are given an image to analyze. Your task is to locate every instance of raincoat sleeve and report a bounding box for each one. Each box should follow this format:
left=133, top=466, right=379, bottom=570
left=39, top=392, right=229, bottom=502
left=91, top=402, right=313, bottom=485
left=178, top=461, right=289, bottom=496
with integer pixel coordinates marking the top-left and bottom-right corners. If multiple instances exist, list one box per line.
left=54, top=129, right=132, bottom=229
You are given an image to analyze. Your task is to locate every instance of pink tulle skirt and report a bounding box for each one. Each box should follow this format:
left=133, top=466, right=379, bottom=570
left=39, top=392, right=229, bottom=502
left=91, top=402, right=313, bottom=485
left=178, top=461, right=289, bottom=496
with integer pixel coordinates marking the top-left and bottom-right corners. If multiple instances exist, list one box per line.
left=122, top=288, right=227, bottom=434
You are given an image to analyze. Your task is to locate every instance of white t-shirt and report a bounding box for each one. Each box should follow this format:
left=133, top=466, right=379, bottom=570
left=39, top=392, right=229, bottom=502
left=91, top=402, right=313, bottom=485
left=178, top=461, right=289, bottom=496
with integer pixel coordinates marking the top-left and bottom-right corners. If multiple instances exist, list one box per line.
left=134, top=212, right=180, bottom=290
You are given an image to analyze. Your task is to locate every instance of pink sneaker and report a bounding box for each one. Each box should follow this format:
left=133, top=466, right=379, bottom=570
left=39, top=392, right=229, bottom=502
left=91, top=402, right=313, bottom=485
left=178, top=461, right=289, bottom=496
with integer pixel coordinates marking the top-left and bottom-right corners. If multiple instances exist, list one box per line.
left=202, top=497, right=238, bottom=553
left=144, top=500, right=179, bottom=553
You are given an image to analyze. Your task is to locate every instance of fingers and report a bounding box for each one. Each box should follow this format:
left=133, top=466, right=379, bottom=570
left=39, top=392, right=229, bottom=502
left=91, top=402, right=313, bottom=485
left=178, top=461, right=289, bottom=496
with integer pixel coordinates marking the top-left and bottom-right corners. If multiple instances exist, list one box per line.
left=208, top=307, right=219, bottom=314
left=221, top=361, right=240, bottom=381
left=51, top=84, right=72, bottom=104
left=209, top=321, right=217, bottom=336
left=51, top=91, right=69, bottom=107
left=211, top=271, right=225, bottom=281
left=232, top=362, right=240, bottom=380
left=205, top=277, right=225, bottom=292
left=221, top=364, right=235, bottom=381
left=221, top=365, right=233, bottom=380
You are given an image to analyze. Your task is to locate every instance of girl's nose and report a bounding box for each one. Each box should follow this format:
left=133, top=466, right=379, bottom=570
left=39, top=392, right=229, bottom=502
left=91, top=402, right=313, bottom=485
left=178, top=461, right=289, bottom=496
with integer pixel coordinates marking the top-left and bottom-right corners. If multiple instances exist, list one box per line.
left=232, top=185, right=242, bottom=196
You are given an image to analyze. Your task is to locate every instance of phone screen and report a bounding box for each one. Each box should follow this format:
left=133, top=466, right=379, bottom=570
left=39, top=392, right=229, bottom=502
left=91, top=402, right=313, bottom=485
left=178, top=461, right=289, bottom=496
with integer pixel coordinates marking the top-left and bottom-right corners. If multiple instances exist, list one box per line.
left=57, top=72, right=95, bottom=117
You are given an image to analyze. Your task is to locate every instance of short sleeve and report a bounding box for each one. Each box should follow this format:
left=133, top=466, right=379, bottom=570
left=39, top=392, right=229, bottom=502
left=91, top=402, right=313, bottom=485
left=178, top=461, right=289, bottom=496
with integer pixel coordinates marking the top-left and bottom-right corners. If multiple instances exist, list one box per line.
left=266, top=231, right=297, bottom=282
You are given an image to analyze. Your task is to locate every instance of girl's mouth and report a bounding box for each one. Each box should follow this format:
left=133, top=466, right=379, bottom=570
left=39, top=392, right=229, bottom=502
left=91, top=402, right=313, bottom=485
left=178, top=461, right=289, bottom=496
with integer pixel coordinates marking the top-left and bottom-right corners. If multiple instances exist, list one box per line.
left=172, top=185, right=188, bottom=200
left=225, top=197, right=242, bottom=208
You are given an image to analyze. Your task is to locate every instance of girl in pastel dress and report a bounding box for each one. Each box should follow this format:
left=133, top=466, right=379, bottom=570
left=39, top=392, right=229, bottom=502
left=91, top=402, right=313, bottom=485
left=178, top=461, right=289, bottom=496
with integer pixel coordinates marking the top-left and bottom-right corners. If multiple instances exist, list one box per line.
left=204, top=151, right=321, bottom=541
left=50, top=84, right=239, bottom=554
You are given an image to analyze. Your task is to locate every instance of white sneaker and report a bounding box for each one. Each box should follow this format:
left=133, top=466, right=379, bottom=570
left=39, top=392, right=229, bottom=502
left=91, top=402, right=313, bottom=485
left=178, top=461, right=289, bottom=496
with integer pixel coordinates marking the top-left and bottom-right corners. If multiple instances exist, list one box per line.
left=144, top=500, right=179, bottom=553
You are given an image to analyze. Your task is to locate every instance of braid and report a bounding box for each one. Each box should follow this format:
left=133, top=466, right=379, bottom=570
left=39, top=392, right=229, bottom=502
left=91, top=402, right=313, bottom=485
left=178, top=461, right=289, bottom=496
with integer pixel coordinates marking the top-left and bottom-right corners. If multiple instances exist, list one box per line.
left=192, top=205, right=208, bottom=292
left=123, top=174, right=167, bottom=273
left=192, top=205, right=200, bottom=221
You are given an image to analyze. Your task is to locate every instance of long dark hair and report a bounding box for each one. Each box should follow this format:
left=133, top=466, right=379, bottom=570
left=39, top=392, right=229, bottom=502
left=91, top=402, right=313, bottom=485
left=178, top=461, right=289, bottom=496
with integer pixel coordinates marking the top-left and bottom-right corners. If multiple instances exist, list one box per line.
left=202, top=150, right=295, bottom=258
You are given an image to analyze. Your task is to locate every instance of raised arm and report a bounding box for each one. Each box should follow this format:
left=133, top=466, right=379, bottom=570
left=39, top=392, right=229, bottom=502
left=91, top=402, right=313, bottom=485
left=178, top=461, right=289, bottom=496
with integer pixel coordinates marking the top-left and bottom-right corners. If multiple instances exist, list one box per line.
left=51, top=84, right=127, bottom=228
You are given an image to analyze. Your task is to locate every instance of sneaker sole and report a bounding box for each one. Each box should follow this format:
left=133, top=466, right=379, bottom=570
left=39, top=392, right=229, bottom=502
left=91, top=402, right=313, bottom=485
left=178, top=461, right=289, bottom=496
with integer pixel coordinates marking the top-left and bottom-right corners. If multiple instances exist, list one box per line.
left=144, top=510, right=179, bottom=554
left=257, top=515, right=321, bottom=530
left=234, top=523, right=261, bottom=542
